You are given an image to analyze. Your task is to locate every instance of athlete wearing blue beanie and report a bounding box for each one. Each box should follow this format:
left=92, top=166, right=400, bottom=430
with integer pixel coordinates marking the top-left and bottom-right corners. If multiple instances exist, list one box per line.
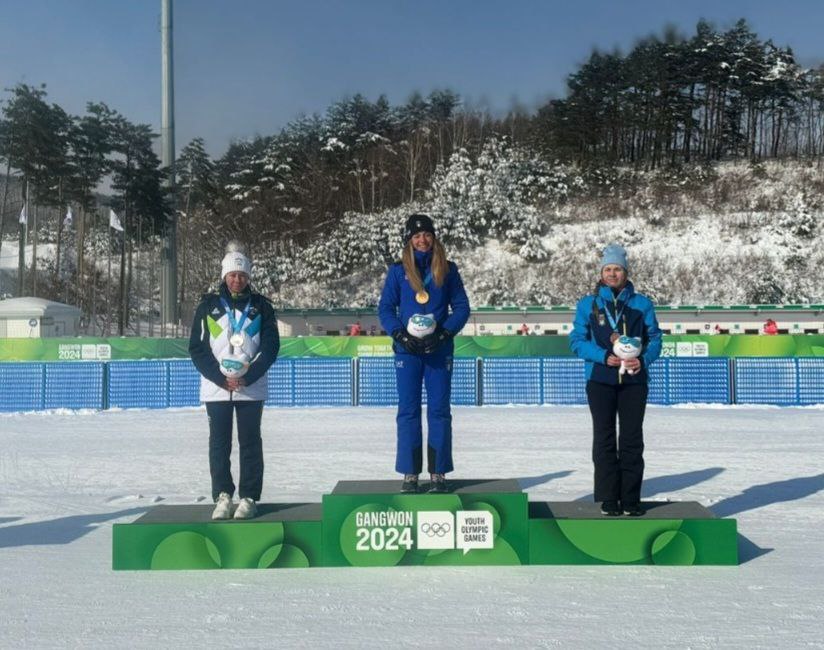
left=569, top=243, right=661, bottom=517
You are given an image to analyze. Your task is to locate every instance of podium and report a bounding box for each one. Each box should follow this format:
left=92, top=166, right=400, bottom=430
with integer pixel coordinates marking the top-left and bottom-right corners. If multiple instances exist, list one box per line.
left=112, top=480, right=737, bottom=570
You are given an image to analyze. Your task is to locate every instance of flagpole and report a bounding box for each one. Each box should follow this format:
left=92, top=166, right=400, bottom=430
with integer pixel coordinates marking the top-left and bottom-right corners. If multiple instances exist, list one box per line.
left=90, top=206, right=98, bottom=335
left=17, top=180, right=28, bottom=296
left=107, top=211, right=112, bottom=336
left=31, top=201, right=38, bottom=297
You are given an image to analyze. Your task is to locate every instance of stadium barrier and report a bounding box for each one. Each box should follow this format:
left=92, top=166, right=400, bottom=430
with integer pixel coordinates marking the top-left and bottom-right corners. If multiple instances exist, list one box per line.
left=1, top=357, right=822, bottom=412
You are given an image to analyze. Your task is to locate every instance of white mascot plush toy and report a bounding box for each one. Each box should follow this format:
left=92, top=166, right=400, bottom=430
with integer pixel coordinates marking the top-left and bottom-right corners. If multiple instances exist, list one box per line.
left=407, top=313, right=437, bottom=339
left=612, top=335, right=642, bottom=375
left=219, top=351, right=251, bottom=378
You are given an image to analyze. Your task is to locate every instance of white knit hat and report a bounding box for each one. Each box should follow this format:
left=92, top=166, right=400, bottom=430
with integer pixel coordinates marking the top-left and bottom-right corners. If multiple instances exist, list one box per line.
left=221, top=251, right=252, bottom=278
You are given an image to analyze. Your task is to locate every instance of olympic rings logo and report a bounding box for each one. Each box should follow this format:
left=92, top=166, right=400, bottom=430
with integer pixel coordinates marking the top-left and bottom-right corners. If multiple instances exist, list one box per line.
left=420, top=522, right=451, bottom=537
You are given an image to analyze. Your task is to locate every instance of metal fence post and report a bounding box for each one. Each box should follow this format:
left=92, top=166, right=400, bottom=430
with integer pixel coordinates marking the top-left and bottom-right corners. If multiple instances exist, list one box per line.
left=39, top=363, right=46, bottom=410
left=476, top=357, right=483, bottom=406
left=352, top=357, right=359, bottom=406
left=102, top=362, right=110, bottom=410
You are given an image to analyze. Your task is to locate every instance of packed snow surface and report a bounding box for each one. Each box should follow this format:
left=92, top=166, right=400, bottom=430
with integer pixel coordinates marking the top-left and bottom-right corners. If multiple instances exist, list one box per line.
left=1, top=405, right=823, bottom=648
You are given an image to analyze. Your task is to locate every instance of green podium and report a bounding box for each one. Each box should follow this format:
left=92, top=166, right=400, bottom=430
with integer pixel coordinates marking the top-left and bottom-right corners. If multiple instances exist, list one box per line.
left=112, top=480, right=737, bottom=570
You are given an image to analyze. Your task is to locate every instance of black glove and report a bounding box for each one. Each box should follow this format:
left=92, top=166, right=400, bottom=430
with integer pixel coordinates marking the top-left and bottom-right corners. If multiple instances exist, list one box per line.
left=392, top=329, right=424, bottom=355
left=421, top=327, right=453, bottom=355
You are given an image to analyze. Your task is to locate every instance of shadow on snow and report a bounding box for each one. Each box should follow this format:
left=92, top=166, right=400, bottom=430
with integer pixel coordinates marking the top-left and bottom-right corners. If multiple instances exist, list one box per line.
left=0, top=508, right=146, bottom=548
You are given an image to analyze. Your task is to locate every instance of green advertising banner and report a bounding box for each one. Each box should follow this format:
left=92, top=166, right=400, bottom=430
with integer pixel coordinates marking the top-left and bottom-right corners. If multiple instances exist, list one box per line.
left=2, top=334, right=824, bottom=362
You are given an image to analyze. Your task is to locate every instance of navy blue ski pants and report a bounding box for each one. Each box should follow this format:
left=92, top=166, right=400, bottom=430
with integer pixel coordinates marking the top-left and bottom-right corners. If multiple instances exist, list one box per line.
left=586, top=380, right=648, bottom=505
left=206, top=400, right=264, bottom=501
left=394, top=352, right=454, bottom=475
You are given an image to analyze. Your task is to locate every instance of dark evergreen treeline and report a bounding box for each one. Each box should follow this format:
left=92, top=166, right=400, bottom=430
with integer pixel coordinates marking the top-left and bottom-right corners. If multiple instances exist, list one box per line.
left=1, top=18, right=823, bottom=327
left=535, top=19, right=822, bottom=166
left=0, top=84, right=170, bottom=332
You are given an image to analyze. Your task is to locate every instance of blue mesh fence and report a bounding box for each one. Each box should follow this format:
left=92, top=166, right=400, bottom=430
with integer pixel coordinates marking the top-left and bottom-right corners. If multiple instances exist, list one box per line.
left=734, top=358, right=798, bottom=406
left=0, top=362, right=45, bottom=411
left=797, top=358, right=824, bottom=405
left=667, top=358, right=731, bottom=404
left=266, top=359, right=295, bottom=406
left=108, top=361, right=169, bottom=409
left=358, top=357, right=397, bottom=406
left=482, top=358, right=543, bottom=405
left=293, top=358, right=352, bottom=406
left=450, top=359, right=478, bottom=406
left=647, top=361, right=668, bottom=405
left=541, top=358, right=586, bottom=404
left=44, top=362, right=104, bottom=410
left=168, top=360, right=201, bottom=407
left=1, top=356, right=822, bottom=411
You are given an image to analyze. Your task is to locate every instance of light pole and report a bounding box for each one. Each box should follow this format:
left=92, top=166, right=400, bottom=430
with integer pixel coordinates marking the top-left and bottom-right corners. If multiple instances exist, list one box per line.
left=160, top=0, right=177, bottom=330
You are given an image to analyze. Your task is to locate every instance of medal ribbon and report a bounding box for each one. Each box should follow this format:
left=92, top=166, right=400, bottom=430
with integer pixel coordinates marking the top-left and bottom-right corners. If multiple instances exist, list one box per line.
left=220, top=298, right=252, bottom=337
left=422, top=270, right=432, bottom=290
left=597, top=293, right=626, bottom=333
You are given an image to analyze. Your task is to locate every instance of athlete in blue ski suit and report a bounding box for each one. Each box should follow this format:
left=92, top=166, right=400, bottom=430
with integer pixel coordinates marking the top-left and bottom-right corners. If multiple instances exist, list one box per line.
left=378, top=215, right=470, bottom=487
left=569, top=244, right=661, bottom=515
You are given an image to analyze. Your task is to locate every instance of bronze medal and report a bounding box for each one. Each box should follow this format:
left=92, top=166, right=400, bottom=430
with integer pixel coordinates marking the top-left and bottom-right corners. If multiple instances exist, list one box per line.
left=415, top=291, right=429, bottom=304
left=609, top=332, right=620, bottom=344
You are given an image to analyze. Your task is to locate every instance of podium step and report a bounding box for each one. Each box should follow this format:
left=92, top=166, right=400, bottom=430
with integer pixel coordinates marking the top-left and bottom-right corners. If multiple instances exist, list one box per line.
left=112, top=503, right=322, bottom=570
left=529, top=501, right=737, bottom=565
left=112, top=483, right=738, bottom=570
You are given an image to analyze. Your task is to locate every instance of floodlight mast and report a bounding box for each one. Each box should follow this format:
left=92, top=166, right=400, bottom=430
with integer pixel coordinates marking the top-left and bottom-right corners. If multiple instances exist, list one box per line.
left=160, top=0, right=177, bottom=328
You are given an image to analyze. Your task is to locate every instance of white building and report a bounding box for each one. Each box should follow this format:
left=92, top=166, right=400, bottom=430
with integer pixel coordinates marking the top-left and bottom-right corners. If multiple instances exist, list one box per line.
left=0, top=297, right=83, bottom=338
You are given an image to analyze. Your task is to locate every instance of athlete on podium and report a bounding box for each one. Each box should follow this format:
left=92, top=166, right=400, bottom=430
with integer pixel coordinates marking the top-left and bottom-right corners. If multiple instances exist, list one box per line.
left=189, top=241, right=280, bottom=520
left=569, top=244, right=661, bottom=517
left=378, top=214, right=470, bottom=494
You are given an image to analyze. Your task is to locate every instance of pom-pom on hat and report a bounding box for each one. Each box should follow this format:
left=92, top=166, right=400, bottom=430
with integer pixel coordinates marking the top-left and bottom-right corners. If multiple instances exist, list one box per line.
left=403, top=214, right=436, bottom=244
left=221, top=251, right=252, bottom=279
left=600, top=243, right=628, bottom=271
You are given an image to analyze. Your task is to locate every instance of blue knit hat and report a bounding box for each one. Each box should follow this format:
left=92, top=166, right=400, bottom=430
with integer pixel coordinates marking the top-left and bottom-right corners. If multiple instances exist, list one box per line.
left=600, top=243, right=628, bottom=271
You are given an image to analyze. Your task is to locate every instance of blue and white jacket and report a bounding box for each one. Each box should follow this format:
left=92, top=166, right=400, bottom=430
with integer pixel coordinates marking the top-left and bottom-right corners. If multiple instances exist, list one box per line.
left=569, top=281, right=662, bottom=385
left=189, top=283, right=280, bottom=401
left=377, top=250, right=471, bottom=355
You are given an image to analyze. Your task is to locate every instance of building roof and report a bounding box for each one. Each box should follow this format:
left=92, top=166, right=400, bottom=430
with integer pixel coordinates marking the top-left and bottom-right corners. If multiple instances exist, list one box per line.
left=0, top=297, right=82, bottom=318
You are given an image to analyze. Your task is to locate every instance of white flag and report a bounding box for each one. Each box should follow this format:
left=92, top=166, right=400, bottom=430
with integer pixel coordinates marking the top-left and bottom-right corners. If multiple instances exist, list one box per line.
left=64, top=206, right=73, bottom=228
left=109, top=209, right=124, bottom=232
left=19, top=205, right=27, bottom=225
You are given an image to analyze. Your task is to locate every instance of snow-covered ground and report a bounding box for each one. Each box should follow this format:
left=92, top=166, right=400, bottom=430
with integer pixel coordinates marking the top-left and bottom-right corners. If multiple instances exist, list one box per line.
left=1, top=405, right=823, bottom=648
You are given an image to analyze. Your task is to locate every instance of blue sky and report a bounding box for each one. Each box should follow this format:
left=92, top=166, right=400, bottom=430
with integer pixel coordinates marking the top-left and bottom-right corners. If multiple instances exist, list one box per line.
left=2, top=0, right=823, bottom=157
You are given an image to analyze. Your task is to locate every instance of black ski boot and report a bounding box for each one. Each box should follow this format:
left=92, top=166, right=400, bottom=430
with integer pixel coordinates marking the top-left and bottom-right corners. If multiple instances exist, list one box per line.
left=400, top=474, right=419, bottom=493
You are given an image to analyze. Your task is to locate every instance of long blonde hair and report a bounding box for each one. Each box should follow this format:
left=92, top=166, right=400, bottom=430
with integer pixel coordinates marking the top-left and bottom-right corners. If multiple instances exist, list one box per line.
left=402, top=238, right=448, bottom=292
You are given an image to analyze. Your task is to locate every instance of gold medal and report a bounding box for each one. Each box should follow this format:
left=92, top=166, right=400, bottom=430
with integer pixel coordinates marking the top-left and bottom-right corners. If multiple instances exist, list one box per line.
left=609, top=332, right=620, bottom=344
left=415, top=291, right=429, bottom=304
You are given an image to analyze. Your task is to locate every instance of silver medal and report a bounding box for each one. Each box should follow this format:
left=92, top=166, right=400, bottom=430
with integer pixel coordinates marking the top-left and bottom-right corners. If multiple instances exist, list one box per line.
left=230, top=331, right=246, bottom=348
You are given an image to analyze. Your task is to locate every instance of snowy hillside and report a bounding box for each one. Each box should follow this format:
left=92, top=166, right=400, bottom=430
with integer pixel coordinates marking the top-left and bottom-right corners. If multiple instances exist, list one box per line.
left=269, top=157, right=824, bottom=309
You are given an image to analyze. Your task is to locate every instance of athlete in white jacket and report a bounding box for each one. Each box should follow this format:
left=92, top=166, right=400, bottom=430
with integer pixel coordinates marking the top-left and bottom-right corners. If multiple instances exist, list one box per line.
left=189, top=244, right=279, bottom=519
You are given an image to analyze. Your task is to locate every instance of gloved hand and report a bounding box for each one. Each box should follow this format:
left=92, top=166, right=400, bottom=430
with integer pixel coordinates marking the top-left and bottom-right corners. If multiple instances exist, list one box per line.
left=392, top=329, right=424, bottom=355
left=421, top=327, right=453, bottom=355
